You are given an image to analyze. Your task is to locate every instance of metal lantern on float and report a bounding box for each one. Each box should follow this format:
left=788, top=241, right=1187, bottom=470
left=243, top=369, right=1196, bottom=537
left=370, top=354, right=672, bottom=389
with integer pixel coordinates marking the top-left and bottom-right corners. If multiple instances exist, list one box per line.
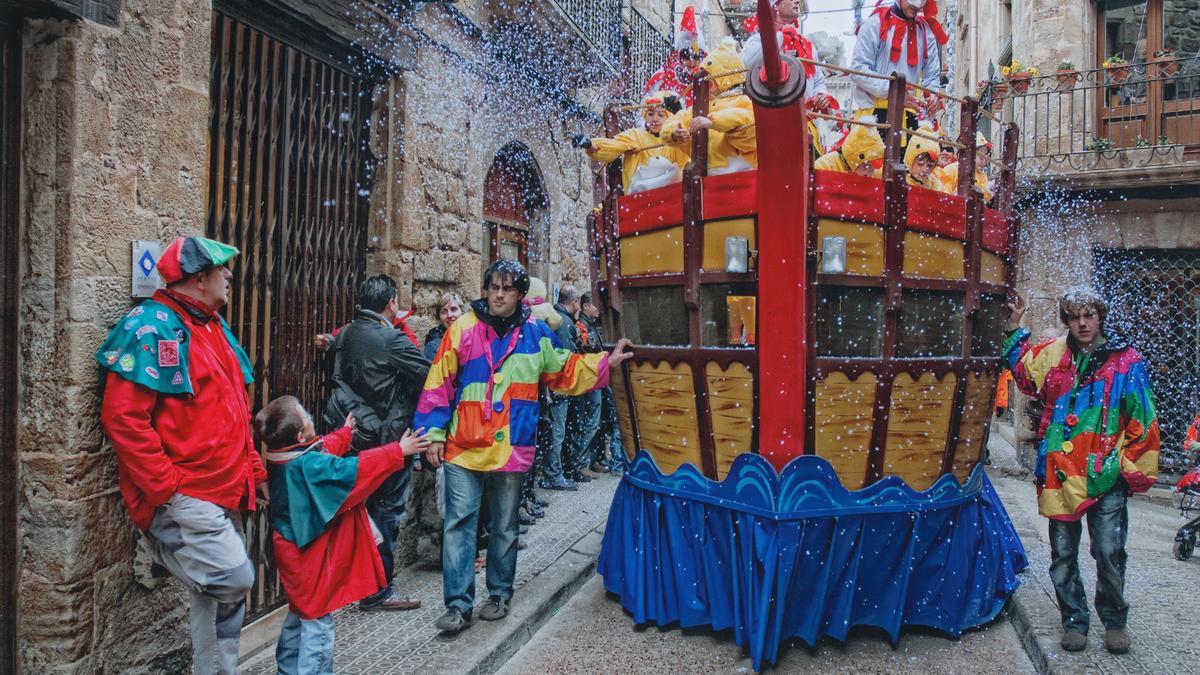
left=589, top=1, right=1029, bottom=670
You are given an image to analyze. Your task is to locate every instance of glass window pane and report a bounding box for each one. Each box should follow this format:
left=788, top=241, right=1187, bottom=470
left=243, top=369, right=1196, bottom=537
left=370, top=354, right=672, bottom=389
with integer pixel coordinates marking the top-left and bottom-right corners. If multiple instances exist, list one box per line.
left=1162, top=1, right=1200, bottom=104
left=621, top=286, right=689, bottom=346
left=499, top=240, right=521, bottom=261
left=898, top=290, right=964, bottom=357
left=1100, top=0, right=1148, bottom=109
left=816, top=287, right=884, bottom=357
left=972, top=293, right=1006, bottom=357
left=700, top=283, right=757, bottom=346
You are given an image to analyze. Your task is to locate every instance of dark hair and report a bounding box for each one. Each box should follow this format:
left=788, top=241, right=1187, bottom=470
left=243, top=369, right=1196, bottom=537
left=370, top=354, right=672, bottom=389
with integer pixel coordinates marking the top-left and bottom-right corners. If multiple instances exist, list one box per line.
left=580, top=291, right=593, bottom=306
left=357, top=274, right=397, bottom=313
left=253, top=395, right=308, bottom=450
left=557, top=284, right=579, bottom=305
left=1058, top=286, right=1108, bottom=326
left=482, top=259, right=530, bottom=296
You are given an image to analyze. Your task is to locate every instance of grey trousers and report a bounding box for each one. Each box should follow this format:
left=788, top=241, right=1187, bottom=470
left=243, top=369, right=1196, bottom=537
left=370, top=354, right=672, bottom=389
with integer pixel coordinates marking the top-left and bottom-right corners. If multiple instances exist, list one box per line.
left=149, top=494, right=255, bottom=675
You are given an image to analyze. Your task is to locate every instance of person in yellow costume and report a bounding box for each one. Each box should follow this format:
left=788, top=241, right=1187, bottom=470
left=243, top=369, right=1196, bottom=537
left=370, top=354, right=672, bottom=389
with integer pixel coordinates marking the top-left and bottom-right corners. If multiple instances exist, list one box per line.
left=935, top=131, right=994, bottom=200
left=904, top=131, right=946, bottom=191
left=572, top=92, right=690, bottom=194
left=814, top=121, right=886, bottom=176
left=660, top=42, right=757, bottom=175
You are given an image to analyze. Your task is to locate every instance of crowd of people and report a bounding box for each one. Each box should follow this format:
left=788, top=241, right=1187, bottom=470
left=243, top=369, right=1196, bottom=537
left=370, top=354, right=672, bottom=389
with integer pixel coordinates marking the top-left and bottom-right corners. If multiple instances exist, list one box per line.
left=97, top=237, right=631, bottom=673
left=576, top=0, right=990, bottom=199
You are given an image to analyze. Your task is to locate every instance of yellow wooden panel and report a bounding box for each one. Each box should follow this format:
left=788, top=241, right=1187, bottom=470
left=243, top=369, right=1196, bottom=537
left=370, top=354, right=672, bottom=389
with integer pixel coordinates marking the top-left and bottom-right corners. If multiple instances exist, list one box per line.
left=701, top=218, right=756, bottom=272
left=610, top=365, right=637, bottom=461
left=705, top=361, right=755, bottom=480
left=815, top=371, right=877, bottom=490
left=816, top=219, right=884, bottom=277
left=597, top=247, right=608, bottom=281
left=619, top=227, right=684, bottom=276
left=980, top=251, right=1006, bottom=286
left=883, top=371, right=957, bottom=490
left=951, top=372, right=997, bottom=483
left=629, top=361, right=702, bottom=474
left=902, top=232, right=964, bottom=280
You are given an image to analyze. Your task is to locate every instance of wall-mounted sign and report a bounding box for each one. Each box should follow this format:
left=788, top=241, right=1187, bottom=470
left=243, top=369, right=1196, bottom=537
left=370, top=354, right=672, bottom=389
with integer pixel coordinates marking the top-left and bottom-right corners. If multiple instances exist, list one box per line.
left=132, top=240, right=164, bottom=298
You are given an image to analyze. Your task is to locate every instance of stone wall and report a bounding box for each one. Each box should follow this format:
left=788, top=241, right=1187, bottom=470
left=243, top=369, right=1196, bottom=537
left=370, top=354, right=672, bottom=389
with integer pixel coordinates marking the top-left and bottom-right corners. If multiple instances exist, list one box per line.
left=17, top=0, right=211, bottom=671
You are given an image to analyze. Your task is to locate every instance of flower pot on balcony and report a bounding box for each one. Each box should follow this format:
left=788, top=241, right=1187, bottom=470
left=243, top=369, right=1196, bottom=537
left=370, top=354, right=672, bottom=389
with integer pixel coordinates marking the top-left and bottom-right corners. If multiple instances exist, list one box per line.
left=989, top=81, right=1009, bottom=111
left=1126, top=145, right=1184, bottom=167
left=1055, top=70, right=1079, bottom=91
left=1106, top=65, right=1131, bottom=84
left=1008, top=72, right=1033, bottom=94
left=1086, top=150, right=1129, bottom=171
left=1153, top=57, right=1181, bottom=78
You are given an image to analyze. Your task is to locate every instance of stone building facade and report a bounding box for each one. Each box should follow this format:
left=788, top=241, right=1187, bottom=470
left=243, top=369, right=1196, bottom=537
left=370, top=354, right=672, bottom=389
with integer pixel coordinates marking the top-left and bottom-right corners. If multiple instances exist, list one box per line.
left=956, top=0, right=1200, bottom=473
left=3, top=0, right=676, bottom=669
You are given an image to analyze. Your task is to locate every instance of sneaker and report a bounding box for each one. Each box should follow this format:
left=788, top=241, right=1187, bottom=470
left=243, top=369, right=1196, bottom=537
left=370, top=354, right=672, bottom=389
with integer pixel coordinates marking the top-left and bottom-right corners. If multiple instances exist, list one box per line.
left=571, top=472, right=593, bottom=483
left=519, top=510, right=536, bottom=526
left=1061, top=629, right=1087, bottom=652
left=1104, top=627, right=1129, bottom=654
left=590, top=461, right=609, bottom=474
left=479, top=596, right=510, bottom=621
left=545, top=478, right=577, bottom=491
left=435, top=607, right=471, bottom=634
left=532, top=496, right=549, bottom=508
left=525, top=501, right=546, bottom=518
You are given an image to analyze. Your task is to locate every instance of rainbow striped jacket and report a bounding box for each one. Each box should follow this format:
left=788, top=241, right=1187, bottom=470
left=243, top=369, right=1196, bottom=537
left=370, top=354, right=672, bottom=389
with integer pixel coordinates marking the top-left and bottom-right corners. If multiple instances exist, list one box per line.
left=415, top=304, right=610, bottom=472
left=1005, top=329, right=1159, bottom=520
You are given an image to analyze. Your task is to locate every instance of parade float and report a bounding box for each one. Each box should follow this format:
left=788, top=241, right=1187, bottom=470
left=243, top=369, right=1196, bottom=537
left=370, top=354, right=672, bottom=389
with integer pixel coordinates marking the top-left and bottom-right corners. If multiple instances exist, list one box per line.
left=591, top=2, right=1028, bottom=669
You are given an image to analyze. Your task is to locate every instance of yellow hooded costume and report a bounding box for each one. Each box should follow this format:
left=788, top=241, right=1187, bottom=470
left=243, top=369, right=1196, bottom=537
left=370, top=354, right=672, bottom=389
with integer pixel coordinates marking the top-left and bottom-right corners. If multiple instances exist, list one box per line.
left=934, top=132, right=994, bottom=200
left=660, top=44, right=757, bottom=174
left=585, top=92, right=690, bottom=194
left=904, top=132, right=947, bottom=191
left=814, top=122, right=885, bottom=175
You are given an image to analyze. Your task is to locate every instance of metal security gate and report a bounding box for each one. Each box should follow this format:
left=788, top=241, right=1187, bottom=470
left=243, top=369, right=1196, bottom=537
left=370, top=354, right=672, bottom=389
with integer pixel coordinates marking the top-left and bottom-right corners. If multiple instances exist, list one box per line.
left=207, top=11, right=372, bottom=620
left=1, top=15, right=20, bottom=674
left=1095, top=248, right=1200, bottom=476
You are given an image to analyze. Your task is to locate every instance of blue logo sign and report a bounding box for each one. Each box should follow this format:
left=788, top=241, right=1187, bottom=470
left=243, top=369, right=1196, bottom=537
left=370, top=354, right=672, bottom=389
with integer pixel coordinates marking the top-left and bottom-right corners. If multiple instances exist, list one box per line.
left=138, top=250, right=157, bottom=276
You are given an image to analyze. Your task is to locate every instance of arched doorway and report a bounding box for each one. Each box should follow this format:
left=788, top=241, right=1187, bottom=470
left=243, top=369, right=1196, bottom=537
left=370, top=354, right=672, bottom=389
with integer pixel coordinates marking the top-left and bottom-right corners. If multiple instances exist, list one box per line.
left=483, top=142, right=548, bottom=275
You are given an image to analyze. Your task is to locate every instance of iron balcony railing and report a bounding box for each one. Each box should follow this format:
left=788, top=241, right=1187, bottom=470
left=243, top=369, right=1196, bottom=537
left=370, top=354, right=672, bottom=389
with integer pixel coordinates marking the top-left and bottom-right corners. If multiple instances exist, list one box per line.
left=995, top=55, right=1200, bottom=176
left=550, top=0, right=622, bottom=69
left=626, top=7, right=672, bottom=95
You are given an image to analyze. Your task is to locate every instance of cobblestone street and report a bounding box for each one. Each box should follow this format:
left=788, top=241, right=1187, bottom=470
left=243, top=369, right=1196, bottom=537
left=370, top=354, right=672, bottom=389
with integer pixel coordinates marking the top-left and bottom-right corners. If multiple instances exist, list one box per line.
left=240, top=473, right=620, bottom=674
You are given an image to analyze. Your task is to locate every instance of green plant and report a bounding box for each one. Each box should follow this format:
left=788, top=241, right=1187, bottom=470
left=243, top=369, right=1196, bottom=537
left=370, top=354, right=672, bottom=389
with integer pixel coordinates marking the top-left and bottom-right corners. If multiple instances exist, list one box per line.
left=1087, top=137, right=1115, bottom=152
left=1135, top=135, right=1151, bottom=147
left=1002, top=59, right=1039, bottom=78
left=1057, top=60, right=1076, bottom=71
left=1158, top=135, right=1171, bottom=145
left=1103, top=54, right=1128, bottom=67
left=1154, top=47, right=1176, bottom=59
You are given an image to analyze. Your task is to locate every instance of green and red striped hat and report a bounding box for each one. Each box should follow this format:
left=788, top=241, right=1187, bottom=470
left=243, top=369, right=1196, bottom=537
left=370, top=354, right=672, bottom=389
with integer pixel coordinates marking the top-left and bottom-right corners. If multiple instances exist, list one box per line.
left=158, top=236, right=239, bottom=284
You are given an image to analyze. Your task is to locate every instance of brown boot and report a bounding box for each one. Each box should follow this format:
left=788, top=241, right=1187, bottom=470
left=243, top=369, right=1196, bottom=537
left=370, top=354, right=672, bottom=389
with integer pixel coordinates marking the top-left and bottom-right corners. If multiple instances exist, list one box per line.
left=1061, top=629, right=1087, bottom=652
left=1104, top=628, right=1130, bottom=654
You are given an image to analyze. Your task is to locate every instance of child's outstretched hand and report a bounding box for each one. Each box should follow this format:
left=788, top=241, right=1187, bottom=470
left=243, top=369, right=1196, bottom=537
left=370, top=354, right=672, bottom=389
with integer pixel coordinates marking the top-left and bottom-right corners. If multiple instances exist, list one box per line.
left=343, top=413, right=357, bottom=431
left=399, top=427, right=431, bottom=456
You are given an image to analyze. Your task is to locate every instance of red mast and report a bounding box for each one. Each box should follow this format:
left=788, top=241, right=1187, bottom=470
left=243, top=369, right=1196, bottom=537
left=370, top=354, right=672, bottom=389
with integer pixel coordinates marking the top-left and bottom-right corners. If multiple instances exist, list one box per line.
left=746, top=0, right=811, bottom=471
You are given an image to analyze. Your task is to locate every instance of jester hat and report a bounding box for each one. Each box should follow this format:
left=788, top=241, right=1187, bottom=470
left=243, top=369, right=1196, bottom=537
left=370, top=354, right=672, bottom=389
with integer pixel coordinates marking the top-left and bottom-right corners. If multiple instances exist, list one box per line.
left=158, top=236, right=239, bottom=284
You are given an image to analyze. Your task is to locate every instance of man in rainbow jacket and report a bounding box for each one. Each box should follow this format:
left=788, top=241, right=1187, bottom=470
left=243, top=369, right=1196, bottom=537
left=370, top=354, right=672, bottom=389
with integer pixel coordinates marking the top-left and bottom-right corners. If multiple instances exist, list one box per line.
left=1005, top=287, right=1159, bottom=656
left=416, top=260, right=633, bottom=634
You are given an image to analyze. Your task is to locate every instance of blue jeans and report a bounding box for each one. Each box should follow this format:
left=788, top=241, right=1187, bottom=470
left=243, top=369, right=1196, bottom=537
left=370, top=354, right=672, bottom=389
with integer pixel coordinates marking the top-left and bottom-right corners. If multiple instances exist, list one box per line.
left=442, top=463, right=524, bottom=614
left=542, top=397, right=570, bottom=482
left=566, top=390, right=602, bottom=473
left=360, top=465, right=412, bottom=606
left=1048, top=483, right=1130, bottom=634
left=275, top=611, right=334, bottom=675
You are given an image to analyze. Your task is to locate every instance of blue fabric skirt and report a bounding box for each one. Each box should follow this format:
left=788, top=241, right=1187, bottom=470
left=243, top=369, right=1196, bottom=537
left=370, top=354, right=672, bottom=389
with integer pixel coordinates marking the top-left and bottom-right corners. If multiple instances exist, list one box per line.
left=597, top=452, right=1028, bottom=670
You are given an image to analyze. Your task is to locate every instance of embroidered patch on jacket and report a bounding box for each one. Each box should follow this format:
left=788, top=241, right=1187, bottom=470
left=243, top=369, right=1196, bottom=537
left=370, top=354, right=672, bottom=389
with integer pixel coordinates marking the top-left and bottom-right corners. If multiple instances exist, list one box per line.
left=158, top=340, right=180, bottom=367
left=171, top=371, right=184, bottom=385
left=155, top=310, right=169, bottom=322
left=119, top=354, right=135, bottom=372
left=144, top=366, right=159, bottom=380
left=135, top=325, right=158, bottom=339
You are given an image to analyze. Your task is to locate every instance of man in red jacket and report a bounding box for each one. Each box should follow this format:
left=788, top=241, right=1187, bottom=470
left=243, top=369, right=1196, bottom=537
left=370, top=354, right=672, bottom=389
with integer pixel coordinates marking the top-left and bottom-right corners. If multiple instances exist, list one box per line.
left=97, top=236, right=266, bottom=675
